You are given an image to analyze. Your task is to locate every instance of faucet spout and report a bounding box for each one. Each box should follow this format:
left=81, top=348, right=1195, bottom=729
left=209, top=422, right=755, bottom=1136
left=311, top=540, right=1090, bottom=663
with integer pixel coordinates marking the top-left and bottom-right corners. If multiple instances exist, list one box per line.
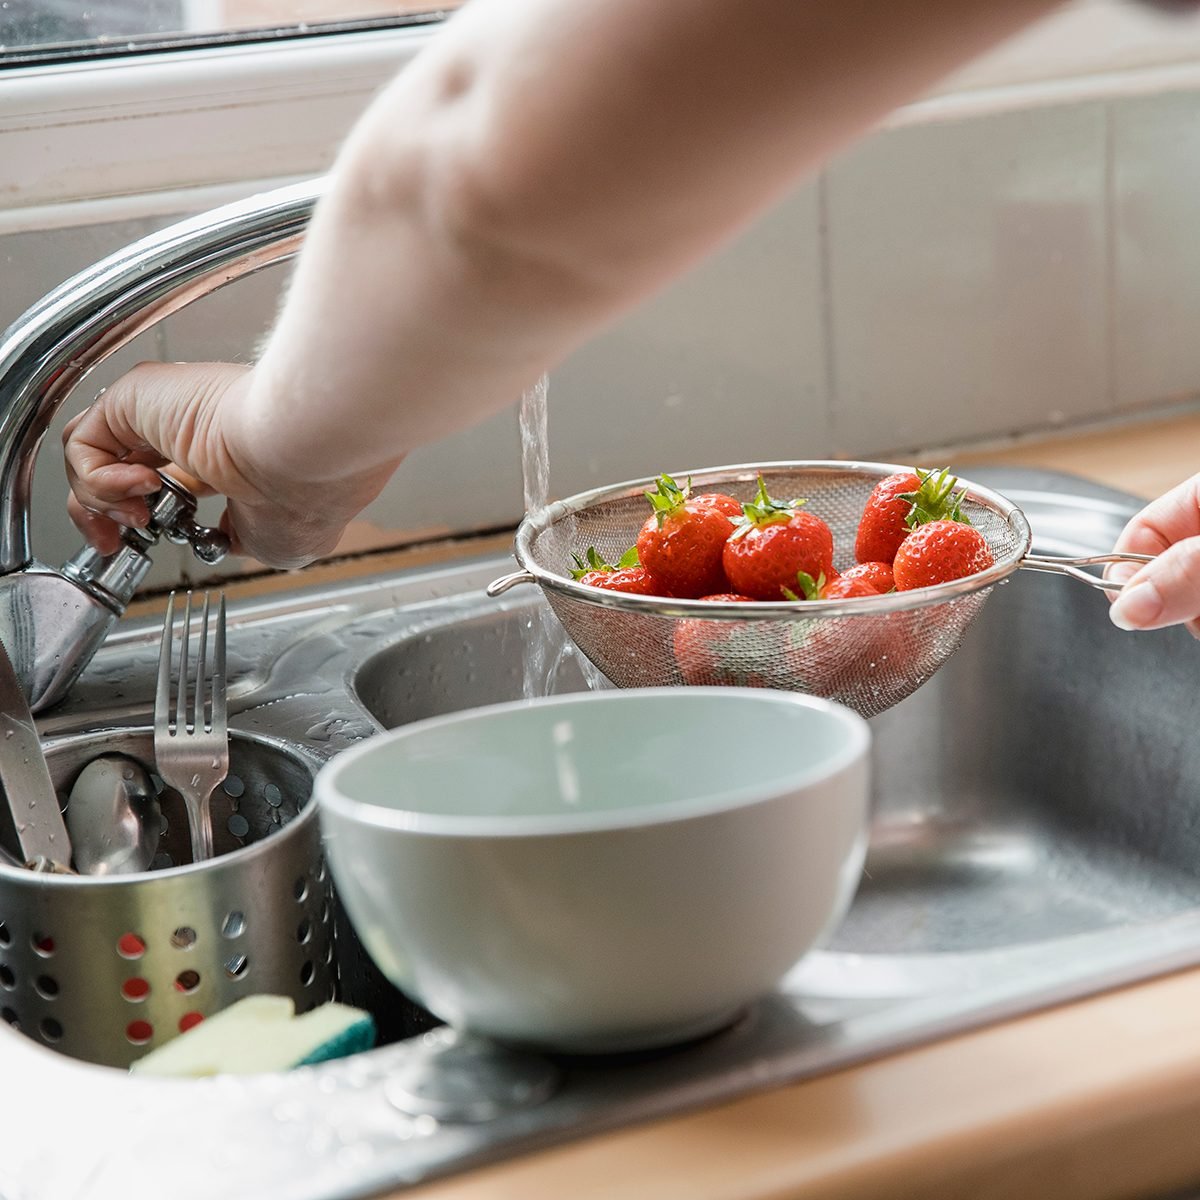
left=0, top=178, right=323, bottom=707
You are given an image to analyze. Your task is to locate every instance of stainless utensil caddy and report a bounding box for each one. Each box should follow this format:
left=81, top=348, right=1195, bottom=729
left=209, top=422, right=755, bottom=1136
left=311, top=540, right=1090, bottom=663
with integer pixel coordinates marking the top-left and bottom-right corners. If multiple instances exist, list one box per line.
left=0, top=728, right=337, bottom=1069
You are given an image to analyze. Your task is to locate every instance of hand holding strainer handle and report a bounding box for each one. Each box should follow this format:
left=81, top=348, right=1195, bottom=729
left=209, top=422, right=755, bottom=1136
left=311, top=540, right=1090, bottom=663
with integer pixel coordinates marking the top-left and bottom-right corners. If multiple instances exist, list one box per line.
left=1020, top=551, right=1155, bottom=591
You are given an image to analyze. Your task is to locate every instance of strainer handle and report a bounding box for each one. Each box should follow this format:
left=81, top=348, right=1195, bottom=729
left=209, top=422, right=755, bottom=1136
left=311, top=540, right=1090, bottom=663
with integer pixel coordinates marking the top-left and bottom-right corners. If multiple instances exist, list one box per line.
left=486, top=570, right=538, bottom=597
left=1021, top=552, right=1155, bottom=592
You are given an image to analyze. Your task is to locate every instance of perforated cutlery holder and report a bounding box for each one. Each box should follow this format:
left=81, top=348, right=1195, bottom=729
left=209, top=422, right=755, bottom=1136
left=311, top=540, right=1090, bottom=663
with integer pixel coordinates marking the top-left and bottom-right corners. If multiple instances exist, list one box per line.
left=0, top=728, right=338, bottom=1068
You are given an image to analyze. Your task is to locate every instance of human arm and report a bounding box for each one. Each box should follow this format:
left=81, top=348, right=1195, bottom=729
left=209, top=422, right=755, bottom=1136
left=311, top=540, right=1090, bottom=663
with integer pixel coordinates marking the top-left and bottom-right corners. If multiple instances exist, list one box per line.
left=65, top=0, right=1065, bottom=569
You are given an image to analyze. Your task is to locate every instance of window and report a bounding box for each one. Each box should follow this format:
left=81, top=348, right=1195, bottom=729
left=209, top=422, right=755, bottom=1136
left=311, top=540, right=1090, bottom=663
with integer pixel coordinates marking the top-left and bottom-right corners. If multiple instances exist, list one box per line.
left=2, top=2, right=462, bottom=65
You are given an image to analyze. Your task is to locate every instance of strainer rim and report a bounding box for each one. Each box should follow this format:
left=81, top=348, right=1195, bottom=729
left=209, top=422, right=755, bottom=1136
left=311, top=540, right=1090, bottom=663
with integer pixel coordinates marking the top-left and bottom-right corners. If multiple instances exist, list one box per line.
left=513, top=459, right=1032, bottom=618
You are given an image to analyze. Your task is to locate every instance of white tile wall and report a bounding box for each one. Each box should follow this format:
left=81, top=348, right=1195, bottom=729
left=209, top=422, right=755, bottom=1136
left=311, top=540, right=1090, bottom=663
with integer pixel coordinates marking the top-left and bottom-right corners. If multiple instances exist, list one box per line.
left=548, top=184, right=829, bottom=497
left=826, top=102, right=1109, bottom=456
left=1112, top=90, right=1200, bottom=409
left=5, top=85, right=1200, bottom=592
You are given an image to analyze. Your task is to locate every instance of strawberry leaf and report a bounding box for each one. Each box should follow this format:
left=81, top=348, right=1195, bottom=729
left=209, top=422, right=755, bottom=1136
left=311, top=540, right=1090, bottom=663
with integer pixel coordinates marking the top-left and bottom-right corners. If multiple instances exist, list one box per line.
left=569, top=545, right=637, bottom=578
left=900, top=467, right=972, bottom=529
left=735, top=475, right=808, bottom=533
left=644, top=474, right=692, bottom=528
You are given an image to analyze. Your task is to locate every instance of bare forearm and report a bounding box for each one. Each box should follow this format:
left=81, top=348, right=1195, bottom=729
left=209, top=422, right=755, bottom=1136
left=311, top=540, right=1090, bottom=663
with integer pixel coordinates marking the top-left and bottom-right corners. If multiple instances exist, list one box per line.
left=249, top=0, right=1065, bottom=477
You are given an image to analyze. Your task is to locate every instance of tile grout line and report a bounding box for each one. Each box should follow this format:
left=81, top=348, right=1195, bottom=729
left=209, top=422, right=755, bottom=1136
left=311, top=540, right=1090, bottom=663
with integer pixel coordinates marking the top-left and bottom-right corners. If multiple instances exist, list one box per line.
left=815, top=171, right=839, bottom=456
left=1103, top=99, right=1119, bottom=415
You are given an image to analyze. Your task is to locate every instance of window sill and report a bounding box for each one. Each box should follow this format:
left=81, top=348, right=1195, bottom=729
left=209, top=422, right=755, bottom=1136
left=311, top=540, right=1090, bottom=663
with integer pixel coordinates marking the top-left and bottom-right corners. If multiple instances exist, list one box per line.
left=1, top=25, right=435, bottom=216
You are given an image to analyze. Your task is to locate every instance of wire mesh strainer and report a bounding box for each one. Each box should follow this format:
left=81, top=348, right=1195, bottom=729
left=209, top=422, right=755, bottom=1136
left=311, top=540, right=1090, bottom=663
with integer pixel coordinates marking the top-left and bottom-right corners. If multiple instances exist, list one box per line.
left=488, top=461, right=1153, bottom=718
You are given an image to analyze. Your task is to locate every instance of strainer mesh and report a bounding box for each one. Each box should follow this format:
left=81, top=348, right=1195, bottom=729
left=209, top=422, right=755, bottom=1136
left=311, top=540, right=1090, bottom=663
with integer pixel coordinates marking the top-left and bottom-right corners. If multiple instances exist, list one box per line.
left=521, top=464, right=1028, bottom=718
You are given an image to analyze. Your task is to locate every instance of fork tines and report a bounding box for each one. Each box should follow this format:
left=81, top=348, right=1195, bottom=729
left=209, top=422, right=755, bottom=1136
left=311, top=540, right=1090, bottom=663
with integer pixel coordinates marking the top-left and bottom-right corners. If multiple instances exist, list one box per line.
left=157, top=590, right=227, bottom=737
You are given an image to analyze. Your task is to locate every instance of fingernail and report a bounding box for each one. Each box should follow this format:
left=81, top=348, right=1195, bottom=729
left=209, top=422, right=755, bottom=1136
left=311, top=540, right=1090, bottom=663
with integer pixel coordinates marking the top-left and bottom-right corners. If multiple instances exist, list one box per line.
left=103, top=506, right=143, bottom=527
left=1110, top=579, right=1163, bottom=631
left=120, top=481, right=158, bottom=498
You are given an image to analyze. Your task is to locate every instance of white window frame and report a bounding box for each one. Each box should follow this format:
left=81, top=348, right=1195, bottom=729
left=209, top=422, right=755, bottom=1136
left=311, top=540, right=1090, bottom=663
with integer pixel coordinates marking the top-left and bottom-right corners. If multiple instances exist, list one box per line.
left=1, top=23, right=436, bottom=223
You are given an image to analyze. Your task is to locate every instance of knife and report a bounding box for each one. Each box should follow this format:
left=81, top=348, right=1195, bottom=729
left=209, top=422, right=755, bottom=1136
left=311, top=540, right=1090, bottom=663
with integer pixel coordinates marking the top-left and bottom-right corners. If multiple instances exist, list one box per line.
left=0, top=639, right=72, bottom=872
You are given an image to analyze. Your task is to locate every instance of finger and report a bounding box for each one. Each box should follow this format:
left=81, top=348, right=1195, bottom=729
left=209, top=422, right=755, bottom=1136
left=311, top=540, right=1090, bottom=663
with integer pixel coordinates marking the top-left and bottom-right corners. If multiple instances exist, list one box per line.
left=64, top=400, right=164, bottom=510
left=67, top=493, right=123, bottom=556
left=217, top=509, right=245, bottom=560
left=66, top=361, right=251, bottom=500
left=1109, top=534, right=1200, bottom=631
left=158, top=465, right=218, bottom=499
left=1112, top=476, right=1200, bottom=557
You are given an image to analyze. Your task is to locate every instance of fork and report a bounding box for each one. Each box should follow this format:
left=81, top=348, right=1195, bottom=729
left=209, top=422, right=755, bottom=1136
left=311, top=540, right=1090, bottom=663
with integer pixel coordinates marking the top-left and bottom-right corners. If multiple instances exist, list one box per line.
left=154, top=590, right=228, bottom=863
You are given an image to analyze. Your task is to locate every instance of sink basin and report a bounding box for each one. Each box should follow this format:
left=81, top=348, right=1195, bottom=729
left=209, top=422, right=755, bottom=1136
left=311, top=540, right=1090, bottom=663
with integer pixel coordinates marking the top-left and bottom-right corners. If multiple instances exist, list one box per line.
left=7, top=468, right=1200, bottom=1200
left=353, top=560, right=1200, bottom=962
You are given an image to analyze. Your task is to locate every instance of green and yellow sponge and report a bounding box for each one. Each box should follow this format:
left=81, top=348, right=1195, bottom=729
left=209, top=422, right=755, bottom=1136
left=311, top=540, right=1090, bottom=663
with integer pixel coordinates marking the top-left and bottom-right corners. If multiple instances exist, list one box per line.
left=131, top=995, right=376, bottom=1077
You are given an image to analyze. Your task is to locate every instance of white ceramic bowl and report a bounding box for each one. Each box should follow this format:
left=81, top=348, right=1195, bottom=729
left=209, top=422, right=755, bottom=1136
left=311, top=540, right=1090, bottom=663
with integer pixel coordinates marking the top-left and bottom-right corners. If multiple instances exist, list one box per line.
left=317, top=687, right=869, bottom=1053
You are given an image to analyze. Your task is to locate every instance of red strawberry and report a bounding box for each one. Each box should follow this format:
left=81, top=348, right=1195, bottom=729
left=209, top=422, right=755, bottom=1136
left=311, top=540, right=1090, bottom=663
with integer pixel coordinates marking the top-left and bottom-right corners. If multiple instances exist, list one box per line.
left=788, top=570, right=877, bottom=601
left=893, top=520, right=995, bottom=590
left=855, top=468, right=966, bottom=564
left=570, top=547, right=665, bottom=596
left=691, top=492, right=743, bottom=519
left=672, top=594, right=772, bottom=686
left=819, top=575, right=878, bottom=600
left=636, top=474, right=735, bottom=599
left=722, top=477, right=834, bottom=601
left=839, top=561, right=894, bottom=594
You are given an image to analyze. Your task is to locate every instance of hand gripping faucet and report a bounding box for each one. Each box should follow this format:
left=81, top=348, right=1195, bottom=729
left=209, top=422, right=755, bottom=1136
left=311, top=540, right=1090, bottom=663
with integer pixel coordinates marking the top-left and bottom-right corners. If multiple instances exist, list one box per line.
left=0, top=179, right=323, bottom=711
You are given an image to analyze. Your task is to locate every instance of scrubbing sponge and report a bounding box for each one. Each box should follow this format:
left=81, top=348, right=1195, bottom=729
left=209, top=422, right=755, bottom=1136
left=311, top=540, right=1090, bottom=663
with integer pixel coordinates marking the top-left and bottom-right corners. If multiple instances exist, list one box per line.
left=130, top=995, right=376, bottom=1077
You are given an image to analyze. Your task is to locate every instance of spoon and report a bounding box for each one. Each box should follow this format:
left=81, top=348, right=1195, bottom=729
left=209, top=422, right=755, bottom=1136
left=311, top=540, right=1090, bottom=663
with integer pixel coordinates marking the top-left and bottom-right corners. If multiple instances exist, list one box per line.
left=66, top=754, right=163, bottom=876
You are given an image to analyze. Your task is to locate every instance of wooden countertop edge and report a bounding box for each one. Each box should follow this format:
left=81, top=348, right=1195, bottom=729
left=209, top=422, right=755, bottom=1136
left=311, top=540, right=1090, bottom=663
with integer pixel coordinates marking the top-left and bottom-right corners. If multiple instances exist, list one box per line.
left=400, top=967, right=1200, bottom=1200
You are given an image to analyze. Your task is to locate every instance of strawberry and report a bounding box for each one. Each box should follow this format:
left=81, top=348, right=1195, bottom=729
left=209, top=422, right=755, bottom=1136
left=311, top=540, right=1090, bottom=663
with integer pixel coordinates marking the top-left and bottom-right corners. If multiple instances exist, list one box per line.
left=672, top=594, right=772, bottom=687
left=854, top=467, right=967, bottom=564
left=789, top=570, right=877, bottom=601
left=722, top=477, right=834, bottom=601
left=819, top=575, right=878, bottom=600
left=635, top=474, right=735, bottom=599
left=691, top=492, right=743, bottom=519
left=570, top=547, right=664, bottom=596
left=893, top=520, right=995, bottom=590
left=839, top=561, right=894, bottom=594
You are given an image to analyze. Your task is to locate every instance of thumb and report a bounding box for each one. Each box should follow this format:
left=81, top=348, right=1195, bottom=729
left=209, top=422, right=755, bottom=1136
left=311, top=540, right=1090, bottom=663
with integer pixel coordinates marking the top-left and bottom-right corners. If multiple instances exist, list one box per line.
left=1109, top=535, right=1200, bottom=631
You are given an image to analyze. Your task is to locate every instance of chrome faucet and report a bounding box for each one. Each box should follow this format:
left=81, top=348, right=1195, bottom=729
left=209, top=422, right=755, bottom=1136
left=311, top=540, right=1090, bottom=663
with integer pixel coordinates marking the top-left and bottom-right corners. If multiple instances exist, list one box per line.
left=0, top=179, right=323, bottom=710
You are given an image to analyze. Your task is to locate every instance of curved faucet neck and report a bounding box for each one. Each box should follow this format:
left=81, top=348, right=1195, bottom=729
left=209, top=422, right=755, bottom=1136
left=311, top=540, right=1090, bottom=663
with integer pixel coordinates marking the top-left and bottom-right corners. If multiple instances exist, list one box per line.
left=0, top=177, right=323, bottom=705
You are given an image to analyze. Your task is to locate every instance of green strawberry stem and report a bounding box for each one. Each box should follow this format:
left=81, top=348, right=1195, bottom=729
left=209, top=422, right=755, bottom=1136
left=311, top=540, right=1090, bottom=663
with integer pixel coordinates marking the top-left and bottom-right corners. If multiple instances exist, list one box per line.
left=782, top=570, right=826, bottom=602
left=730, top=476, right=808, bottom=540
left=569, top=545, right=639, bottom=579
left=644, top=473, right=693, bottom=528
left=900, top=467, right=971, bottom=528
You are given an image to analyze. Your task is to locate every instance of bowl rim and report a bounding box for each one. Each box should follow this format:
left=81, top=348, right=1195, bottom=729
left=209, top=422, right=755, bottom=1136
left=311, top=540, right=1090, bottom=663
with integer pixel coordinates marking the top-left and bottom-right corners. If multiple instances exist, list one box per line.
left=316, top=687, right=870, bottom=837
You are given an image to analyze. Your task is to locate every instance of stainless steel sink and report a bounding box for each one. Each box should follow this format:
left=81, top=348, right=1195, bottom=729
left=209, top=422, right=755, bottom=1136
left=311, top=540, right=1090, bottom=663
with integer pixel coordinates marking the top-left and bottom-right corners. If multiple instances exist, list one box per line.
left=353, top=530, right=1200, bottom=963
left=6, top=468, right=1200, bottom=1200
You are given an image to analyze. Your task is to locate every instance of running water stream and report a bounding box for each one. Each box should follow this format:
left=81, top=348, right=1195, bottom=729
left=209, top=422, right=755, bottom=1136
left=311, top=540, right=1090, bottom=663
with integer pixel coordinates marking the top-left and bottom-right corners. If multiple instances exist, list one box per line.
left=518, top=377, right=609, bottom=697
left=519, top=377, right=566, bottom=699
